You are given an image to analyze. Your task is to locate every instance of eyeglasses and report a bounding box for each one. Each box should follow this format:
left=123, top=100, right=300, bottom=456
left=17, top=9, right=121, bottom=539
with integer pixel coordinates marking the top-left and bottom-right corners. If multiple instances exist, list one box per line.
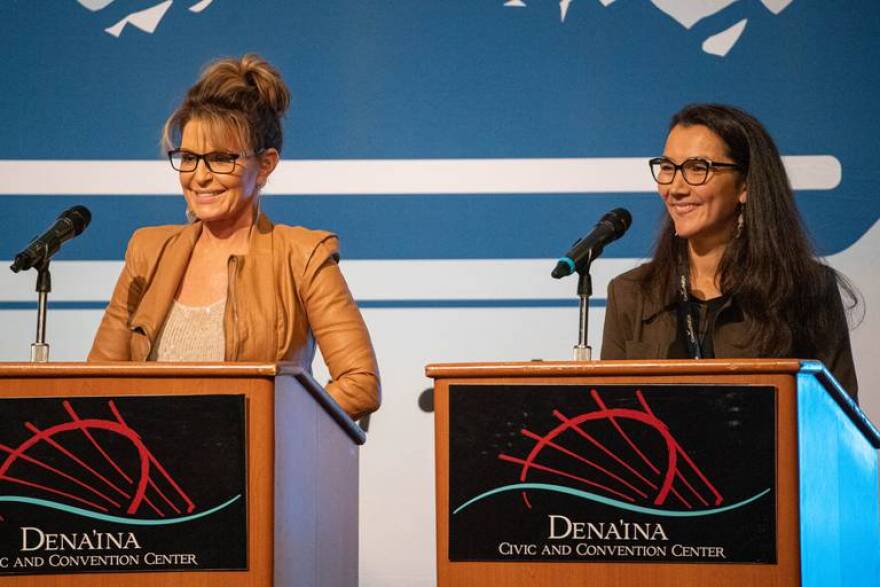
left=649, top=157, right=741, bottom=186
left=167, top=149, right=258, bottom=174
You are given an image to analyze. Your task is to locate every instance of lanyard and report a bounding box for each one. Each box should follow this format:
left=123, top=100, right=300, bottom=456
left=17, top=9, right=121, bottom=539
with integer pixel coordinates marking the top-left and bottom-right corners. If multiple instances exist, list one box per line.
left=677, top=271, right=703, bottom=359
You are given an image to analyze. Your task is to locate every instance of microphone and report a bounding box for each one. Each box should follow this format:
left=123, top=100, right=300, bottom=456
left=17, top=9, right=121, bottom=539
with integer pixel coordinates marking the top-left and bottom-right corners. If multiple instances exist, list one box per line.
left=551, top=208, right=632, bottom=278
left=10, top=206, right=92, bottom=273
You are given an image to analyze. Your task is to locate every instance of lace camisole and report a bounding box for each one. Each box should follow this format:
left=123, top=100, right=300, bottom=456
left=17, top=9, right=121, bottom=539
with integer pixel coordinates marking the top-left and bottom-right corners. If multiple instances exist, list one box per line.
left=148, top=298, right=226, bottom=361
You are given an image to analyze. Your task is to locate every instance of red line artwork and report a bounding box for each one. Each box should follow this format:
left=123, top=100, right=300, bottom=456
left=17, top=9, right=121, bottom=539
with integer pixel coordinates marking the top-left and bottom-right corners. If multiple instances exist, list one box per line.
left=0, top=400, right=195, bottom=518
left=498, top=389, right=723, bottom=510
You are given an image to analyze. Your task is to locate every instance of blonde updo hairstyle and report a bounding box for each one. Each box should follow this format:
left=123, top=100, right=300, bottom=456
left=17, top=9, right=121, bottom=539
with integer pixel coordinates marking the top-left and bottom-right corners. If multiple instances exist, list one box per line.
left=162, top=53, right=291, bottom=156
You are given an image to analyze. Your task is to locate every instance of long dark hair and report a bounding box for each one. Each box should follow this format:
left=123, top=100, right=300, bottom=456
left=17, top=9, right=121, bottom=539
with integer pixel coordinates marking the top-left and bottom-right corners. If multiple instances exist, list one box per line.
left=641, top=103, right=858, bottom=357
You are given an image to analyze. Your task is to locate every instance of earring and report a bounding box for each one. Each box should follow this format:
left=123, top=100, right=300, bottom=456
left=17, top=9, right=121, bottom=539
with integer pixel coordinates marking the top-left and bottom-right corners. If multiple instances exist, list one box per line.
left=736, top=204, right=745, bottom=238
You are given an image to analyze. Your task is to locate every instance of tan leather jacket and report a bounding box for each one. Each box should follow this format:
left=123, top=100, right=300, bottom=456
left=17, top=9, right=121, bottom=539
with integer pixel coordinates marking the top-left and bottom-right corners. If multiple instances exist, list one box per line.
left=88, top=214, right=380, bottom=419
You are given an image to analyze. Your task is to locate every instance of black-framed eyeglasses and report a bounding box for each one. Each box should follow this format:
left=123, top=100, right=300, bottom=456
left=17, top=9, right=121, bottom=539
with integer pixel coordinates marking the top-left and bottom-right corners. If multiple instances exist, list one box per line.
left=167, top=149, right=259, bottom=174
left=649, top=157, right=741, bottom=186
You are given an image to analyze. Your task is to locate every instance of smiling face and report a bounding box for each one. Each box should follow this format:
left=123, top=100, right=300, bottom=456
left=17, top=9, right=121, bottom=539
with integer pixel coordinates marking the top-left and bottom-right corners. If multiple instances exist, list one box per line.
left=660, top=124, right=747, bottom=251
left=178, top=118, right=277, bottom=231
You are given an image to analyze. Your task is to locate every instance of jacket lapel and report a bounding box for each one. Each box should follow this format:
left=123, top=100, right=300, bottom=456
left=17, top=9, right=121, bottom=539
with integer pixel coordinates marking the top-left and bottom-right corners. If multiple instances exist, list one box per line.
left=640, top=286, right=682, bottom=359
left=225, top=214, right=277, bottom=361
left=129, top=222, right=201, bottom=357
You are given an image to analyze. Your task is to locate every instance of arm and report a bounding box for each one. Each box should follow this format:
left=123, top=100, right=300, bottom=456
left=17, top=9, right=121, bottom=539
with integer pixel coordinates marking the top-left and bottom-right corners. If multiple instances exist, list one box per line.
left=600, top=276, right=628, bottom=360
left=299, top=237, right=380, bottom=420
left=819, top=274, right=859, bottom=402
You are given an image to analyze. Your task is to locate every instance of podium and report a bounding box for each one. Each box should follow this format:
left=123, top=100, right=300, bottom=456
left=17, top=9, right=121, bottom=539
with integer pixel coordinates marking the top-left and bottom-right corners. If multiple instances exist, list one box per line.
left=427, top=359, right=880, bottom=587
left=0, top=362, right=365, bottom=587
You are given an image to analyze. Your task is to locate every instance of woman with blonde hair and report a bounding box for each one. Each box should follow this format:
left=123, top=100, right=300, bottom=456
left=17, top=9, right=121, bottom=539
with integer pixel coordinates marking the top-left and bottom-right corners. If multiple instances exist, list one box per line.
left=89, top=54, right=380, bottom=419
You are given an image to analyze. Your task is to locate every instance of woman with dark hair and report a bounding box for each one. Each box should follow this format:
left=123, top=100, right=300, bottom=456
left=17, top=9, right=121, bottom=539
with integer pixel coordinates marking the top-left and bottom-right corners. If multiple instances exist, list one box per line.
left=601, top=103, right=859, bottom=400
left=88, top=54, right=380, bottom=419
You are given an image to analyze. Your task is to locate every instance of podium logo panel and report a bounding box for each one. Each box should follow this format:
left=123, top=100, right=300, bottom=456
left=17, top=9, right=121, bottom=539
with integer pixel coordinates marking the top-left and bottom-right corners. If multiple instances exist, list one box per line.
left=449, top=384, right=776, bottom=563
left=0, top=394, right=246, bottom=575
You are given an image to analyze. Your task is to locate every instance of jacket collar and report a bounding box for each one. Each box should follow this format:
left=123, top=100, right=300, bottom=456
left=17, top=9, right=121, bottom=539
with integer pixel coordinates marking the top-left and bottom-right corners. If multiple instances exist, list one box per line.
left=639, top=282, right=735, bottom=323
left=249, top=212, right=275, bottom=255
left=641, top=287, right=678, bottom=323
left=129, top=213, right=275, bottom=340
left=129, top=222, right=201, bottom=340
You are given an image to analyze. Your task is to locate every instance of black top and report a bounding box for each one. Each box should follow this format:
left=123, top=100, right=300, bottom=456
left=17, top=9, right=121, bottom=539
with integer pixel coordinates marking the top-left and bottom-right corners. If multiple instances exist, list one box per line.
left=671, top=294, right=729, bottom=359
left=692, top=295, right=728, bottom=359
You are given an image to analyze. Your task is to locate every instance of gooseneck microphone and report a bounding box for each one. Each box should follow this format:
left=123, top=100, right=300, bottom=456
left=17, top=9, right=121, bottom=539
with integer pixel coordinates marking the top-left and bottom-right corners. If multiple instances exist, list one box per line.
left=10, top=205, right=92, bottom=273
left=551, top=208, right=632, bottom=278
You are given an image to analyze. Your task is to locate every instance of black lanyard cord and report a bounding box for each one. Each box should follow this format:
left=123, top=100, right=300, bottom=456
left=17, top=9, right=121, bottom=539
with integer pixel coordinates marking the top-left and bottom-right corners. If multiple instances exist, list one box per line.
left=677, top=270, right=704, bottom=359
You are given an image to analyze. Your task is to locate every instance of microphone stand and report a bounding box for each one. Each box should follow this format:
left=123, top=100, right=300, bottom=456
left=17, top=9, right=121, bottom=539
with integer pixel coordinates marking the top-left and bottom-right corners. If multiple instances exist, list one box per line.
left=31, top=258, right=51, bottom=363
left=572, top=255, right=594, bottom=361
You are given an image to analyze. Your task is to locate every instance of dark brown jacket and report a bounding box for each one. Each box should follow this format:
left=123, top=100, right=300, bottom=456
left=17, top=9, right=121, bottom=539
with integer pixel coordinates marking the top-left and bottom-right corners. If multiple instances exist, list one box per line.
left=88, top=214, right=380, bottom=419
left=600, top=264, right=858, bottom=401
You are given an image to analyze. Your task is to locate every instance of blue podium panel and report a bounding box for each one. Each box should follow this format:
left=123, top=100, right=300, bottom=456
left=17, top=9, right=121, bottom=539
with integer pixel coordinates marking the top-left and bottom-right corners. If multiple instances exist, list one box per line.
left=798, top=362, right=880, bottom=587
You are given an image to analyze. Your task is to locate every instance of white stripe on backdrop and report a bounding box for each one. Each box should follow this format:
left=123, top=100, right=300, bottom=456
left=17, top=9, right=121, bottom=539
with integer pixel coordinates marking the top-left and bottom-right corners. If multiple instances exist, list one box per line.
left=0, top=258, right=642, bottom=302
left=0, top=156, right=841, bottom=195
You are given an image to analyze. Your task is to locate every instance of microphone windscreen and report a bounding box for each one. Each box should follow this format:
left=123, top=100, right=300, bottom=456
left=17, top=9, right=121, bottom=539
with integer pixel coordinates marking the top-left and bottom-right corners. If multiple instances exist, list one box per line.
left=602, top=208, right=632, bottom=238
left=63, top=205, right=92, bottom=235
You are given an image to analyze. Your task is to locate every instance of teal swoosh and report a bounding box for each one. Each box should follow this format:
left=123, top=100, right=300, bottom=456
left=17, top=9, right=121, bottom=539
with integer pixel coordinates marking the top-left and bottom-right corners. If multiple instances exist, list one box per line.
left=0, top=494, right=242, bottom=526
left=453, top=483, right=770, bottom=516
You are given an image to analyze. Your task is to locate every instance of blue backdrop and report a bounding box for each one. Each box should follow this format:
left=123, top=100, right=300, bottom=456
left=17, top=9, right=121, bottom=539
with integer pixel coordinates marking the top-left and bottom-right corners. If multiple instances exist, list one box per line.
left=1, top=2, right=878, bottom=585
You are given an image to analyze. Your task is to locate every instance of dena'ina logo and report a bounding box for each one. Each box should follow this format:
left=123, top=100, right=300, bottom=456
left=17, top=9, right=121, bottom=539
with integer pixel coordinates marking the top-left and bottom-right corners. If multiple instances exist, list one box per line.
left=76, top=0, right=215, bottom=38
left=0, top=399, right=240, bottom=526
left=453, top=388, right=770, bottom=518
left=504, top=0, right=794, bottom=57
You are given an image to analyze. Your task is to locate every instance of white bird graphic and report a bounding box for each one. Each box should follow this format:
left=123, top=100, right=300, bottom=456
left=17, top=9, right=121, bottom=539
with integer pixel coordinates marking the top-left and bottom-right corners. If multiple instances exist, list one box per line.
left=76, top=0, right=216, bottom=37
left=504, top=0, right=795, bottom=57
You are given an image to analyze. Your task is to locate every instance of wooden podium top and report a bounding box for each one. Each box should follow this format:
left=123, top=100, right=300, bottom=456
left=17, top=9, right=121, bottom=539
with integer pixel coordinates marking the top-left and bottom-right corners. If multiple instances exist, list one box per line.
left=426, top=358, right=803, bottom=379
left=0, top=361, right=299, bottom=377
